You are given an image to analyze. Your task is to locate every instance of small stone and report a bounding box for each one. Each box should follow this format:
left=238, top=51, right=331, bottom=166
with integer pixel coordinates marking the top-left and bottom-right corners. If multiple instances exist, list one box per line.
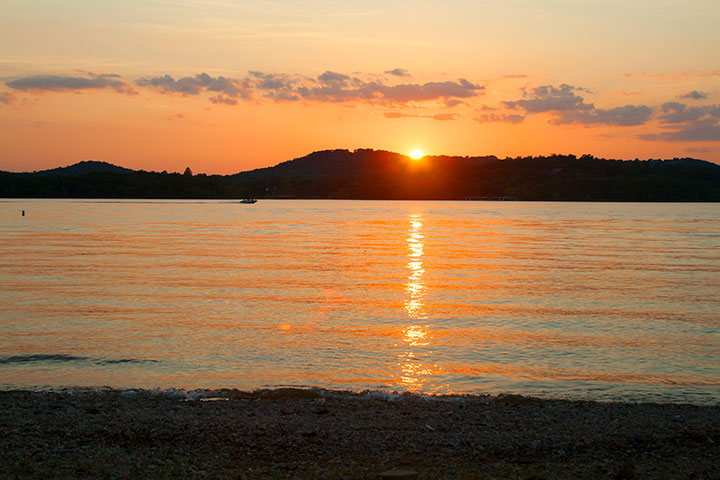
left=378, top=468, right=418, bottom=479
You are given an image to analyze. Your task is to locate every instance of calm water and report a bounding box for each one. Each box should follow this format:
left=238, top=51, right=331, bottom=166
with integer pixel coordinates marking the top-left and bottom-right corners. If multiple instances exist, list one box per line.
left=1, top=199, right=718, bottom=404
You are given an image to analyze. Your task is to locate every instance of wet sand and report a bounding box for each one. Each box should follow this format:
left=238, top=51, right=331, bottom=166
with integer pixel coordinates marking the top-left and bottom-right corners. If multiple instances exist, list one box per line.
left=1, top=388, right=718, bottom=479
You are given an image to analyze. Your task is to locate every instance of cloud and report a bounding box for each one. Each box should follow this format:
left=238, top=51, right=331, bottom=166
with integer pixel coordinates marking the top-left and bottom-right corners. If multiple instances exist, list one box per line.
left=503, top=84, right=592, bottom=113
left=143, top=70, right=482, bottom=106
left=658, top=102, right=720, bottom=124
left=291, top=73, right=484, bottom=105
left=377, top=79, right=483, bottom=103
left=612, top=90, right=643, bottom=97
left=29, top=121, right=49, bottom=128
left=680, top=90, right=708, bottom=100
left=136, top=72, right=250, bottom=100
left=555, top=105, right=654, bottom=126
left=6, top=73, right=137, bottom=95
left=503, top=84, right=653, bottom=126
left=687, top=146, right=713, bottom=153
left=248, top=71, right=299, bottom=101
left=431, top=113, right=458, bottom=121
left=318, top=71, right=351, bottom=85
left=0, top=91, right=16, bottom=105
left=209, top=95, right=237, bottom=105
left=639, top=102, right=720, bottom=142
left=384, top=111, right=459, bottom=121
left=384, top=68, right=411, bottom=78
left=475, top=113, right=524, bottom=124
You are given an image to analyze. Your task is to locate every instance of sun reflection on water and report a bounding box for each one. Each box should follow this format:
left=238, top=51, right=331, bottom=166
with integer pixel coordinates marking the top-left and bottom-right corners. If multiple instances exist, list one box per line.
left=398, top=212, right=436, bottom=391
left=405, top=214, right=426, bottom=320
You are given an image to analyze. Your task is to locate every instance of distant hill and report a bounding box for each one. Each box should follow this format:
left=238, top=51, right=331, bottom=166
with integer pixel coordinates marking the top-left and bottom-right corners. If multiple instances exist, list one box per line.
left=1, top=150, right=719, bottom=201
left=33, top=160, right=135, bottom=176
left=229, top=149, right=720, bottom=201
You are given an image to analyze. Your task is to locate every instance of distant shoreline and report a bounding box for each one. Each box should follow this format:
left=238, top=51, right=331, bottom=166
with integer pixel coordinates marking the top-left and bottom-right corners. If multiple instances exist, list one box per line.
left=3, top=151, right=720, bottom=201
left=1, top=388, right=717, bottom=479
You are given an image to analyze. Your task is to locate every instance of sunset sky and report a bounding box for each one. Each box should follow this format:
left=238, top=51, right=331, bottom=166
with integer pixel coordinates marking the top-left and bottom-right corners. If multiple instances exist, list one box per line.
left=1, top=0, right=719, bottom=174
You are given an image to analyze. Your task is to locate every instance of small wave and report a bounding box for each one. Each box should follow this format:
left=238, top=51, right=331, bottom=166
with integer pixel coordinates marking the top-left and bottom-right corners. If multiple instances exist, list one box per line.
left=0, top=354, right=158, bottom=366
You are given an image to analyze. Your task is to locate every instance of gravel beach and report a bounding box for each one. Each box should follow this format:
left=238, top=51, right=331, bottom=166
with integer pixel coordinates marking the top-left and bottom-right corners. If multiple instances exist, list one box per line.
left=1, top=388, right=718, bottom=479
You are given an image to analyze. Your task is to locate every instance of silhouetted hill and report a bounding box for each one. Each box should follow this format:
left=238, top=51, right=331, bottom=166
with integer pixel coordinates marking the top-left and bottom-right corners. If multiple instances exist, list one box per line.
left=34, top=160, right=135, bottom=176
left=1, top=150, right=719, bottom=201
left=229, top=150, right=720, bottom=201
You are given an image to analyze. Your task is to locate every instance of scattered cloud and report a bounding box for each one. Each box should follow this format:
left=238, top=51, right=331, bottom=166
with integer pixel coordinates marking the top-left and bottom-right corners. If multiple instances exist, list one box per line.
left=503, top=84, right=592, bottom=113
left=29, top=121, right=49, bottom=128
left=0, top=91, right=16, bottom=105
left=555, top=105, right=654, bottom=127
left=136, top=73, right=249, bottom=100
left=209, top=95, right=237, bottom=105
left=248, top=71, right=299, bottom=101
left=639, top=102, right=720, bottom=142
left=135, top=70, right=484, bottom=106
left=384, top=111, right=459, bottom=121
left=475, top=113, right=524, bottom=124
left=679, top=90, right=708, bottom=100
left=6, top=73, right=138, bottom=95
left=377, top=79, right=484, bottom=104
left=384, top=68, right=411, bottom=78
left=292, top=72, right=484, bottom=105
left=657, top=102, right=719, bottom=124
left=503, top=84, right=652, bottom=126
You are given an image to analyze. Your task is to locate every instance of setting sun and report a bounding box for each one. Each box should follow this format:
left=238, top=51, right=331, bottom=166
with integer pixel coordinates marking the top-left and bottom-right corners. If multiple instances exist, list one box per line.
left=409, top=150, right=424, bottom=160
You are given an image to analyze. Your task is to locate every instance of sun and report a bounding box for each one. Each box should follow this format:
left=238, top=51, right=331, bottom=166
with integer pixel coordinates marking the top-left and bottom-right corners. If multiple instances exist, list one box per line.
left=409, top=149, right=424, bottom=160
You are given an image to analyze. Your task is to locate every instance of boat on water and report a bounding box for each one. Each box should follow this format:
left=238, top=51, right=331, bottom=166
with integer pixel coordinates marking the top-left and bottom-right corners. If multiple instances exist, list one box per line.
left=239, top=198, right=257, bottom=204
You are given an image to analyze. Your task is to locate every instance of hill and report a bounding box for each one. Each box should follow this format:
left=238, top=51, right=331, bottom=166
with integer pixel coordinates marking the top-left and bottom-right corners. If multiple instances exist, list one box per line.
left=230, top=150, right=720, bottom=201
left=31, top=160, right=135, bottom=176
left=1, top=150, right=719, bottom=201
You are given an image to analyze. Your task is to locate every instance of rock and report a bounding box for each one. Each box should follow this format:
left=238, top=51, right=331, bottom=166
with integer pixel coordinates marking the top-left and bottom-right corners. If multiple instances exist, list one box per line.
left=378, top=468, right=419, bottom=479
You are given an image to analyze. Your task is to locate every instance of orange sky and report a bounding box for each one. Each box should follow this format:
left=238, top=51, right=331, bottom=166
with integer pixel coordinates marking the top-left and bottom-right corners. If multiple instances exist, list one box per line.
left=1, top=1, right=719, bottom=174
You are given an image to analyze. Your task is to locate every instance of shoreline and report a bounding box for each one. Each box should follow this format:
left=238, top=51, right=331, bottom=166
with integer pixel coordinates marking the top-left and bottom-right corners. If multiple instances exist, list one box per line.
left=1, top=388, right=718, bottom=479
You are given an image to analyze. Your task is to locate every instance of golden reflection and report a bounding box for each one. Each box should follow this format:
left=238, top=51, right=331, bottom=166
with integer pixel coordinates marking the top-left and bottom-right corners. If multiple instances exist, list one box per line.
left=398, top=212, right=436, bottom=391
left=404, top=213, right=426, bottom=320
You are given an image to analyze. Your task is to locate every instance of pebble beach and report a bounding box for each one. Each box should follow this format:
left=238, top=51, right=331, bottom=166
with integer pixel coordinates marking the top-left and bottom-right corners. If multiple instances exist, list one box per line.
left=1, top=388, right=718, bottom=479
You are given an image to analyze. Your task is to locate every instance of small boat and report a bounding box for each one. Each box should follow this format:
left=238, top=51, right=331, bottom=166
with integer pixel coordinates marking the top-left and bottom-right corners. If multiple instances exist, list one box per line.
left=239, top=198, right=257, bottom=204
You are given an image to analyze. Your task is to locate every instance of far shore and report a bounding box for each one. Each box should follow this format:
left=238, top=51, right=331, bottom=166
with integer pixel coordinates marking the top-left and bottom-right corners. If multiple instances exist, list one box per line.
left=1, top=388, right=718, bottom=479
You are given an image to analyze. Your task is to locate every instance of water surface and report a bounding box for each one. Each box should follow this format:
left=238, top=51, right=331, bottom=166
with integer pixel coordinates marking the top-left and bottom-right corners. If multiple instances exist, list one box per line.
left=1, top=199, right=718, bottom=404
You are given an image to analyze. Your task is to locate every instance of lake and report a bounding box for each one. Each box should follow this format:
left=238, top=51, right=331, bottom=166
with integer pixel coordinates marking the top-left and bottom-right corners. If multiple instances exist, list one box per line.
left=0, top=199, right=718, bottom=404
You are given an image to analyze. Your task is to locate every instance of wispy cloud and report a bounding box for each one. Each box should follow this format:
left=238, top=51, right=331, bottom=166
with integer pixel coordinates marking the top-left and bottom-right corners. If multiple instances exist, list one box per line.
left=474, top=113, right=524, bottom=124
left=384, top=111, right=458, bottom=121
left=6, top=73, right=137, bottom=95
left=679, top=90, right=708, bottom=100
left=0, top=91, right=16, bottom=105
left=384, top=68, right=411, bottom=78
